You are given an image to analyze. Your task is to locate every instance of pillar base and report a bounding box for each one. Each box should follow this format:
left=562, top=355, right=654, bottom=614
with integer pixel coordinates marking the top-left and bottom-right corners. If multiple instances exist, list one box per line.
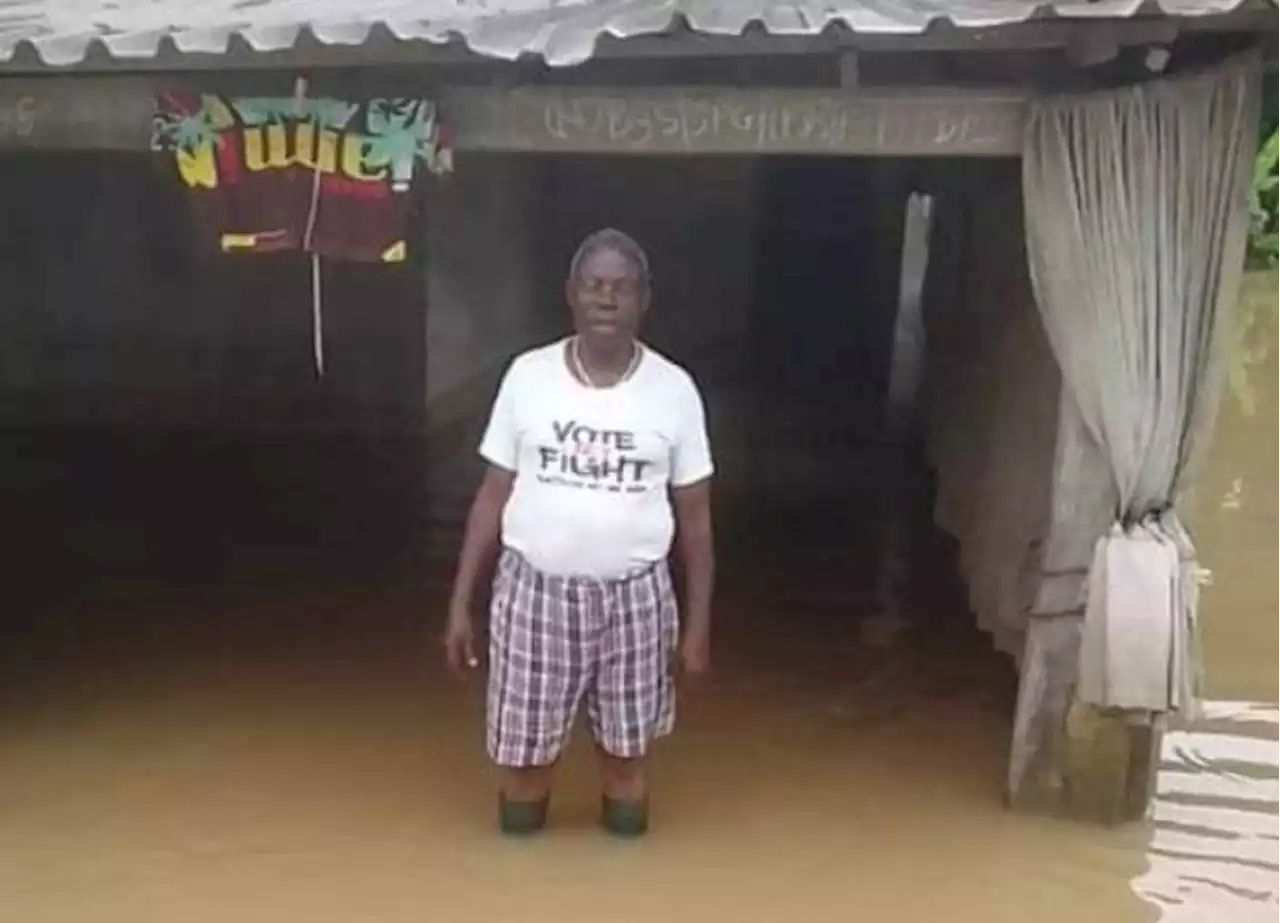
left=1062, top=702, right=1159, bottom=825
left=1008, top=699, right=1160, bottom=825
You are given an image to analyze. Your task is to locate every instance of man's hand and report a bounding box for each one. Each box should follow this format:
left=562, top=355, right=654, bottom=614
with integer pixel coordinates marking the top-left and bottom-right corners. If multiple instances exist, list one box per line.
left=443, top=605, right=479, bottom=678
left=672, top=479, right=714, bottom=685
left=679, top=623, right=711, bottom=682
left=443, top=464, right=513, bottom=680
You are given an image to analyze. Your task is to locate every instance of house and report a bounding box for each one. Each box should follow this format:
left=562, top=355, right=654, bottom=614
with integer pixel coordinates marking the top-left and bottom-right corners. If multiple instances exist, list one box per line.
left=1, top=0, right=1273, bottom=823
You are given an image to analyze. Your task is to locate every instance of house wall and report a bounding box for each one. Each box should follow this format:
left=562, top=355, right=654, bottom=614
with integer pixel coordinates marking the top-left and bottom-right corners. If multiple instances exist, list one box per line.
left=919, top=165, right=1123, bottom=810
left=419, top=154, right=763, bottom=435
left=0, top=152, right=428, bottom=437
left=924, top=165, right=1064, bottom=658
left=534, top=156, right=761, bottom=369
left=422, top=154, right=555, bottom=418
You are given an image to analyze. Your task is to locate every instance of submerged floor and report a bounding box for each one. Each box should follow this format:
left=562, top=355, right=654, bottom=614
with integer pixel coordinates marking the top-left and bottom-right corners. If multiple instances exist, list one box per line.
left=0, top=573, right=1167, bottom=923
left=1, top=307, right=1275, bottom=922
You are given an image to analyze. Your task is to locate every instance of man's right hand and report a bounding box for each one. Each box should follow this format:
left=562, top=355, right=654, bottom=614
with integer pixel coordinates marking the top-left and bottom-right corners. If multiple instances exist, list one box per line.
left=443, top=606, right=479, bottom=678
left=443, top=464, right=513, bottom=680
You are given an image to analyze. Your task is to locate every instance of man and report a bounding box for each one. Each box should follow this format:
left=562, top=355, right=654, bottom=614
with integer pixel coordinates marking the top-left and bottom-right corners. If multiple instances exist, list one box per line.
left=443, top=228, right=715, bottom=838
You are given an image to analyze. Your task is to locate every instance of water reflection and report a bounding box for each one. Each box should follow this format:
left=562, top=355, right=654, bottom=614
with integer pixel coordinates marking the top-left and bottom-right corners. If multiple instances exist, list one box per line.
left=1133, top=702, right=1279, bottom=921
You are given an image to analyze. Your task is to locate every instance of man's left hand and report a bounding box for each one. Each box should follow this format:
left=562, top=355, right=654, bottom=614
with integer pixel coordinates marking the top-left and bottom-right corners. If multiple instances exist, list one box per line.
left=679, top=625, right=711, bottom=681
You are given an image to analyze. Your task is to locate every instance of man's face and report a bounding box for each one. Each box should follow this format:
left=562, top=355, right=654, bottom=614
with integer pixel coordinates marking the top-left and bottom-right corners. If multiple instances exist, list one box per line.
left=568, top=247, right=647, bottom=344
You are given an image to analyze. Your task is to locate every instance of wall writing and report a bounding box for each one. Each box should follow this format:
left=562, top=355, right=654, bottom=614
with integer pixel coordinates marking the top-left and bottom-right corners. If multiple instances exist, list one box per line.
left=446, top=87, right=1027, bottom=156
left=0, top=79, right=153, bottom=150
left=2, top=81, right=1026, bottom=158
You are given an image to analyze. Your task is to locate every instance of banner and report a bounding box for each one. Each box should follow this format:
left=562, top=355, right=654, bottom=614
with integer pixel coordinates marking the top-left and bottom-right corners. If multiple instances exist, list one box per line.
left=152, top=92, right=452, bottom=263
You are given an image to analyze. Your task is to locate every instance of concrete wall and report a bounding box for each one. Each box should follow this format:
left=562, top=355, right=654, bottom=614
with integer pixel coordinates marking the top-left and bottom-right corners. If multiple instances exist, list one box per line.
left=0, top=152, right=427, bottom=437
left=919, top=167, right=1126, bottom=812
left=923, top=168, right=1063, bottom=658
left=422, top=154, right=557, bottom=415
left=419, top=154, right=762, bottom=434
left=536, top=156, right=760, bottom=369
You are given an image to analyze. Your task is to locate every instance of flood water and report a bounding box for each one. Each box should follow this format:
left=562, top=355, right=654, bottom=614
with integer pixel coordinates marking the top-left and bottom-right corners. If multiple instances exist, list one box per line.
left=0, top=573, right=1156, bottom=923
left=0, top=278, right=1274, bottom=923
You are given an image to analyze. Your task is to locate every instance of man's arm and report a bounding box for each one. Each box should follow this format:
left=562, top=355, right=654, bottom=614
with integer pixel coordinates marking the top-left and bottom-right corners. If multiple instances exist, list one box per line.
left=672, top=479, right=714, bottom=672
left=669, top=370, right=715, bottom=674
left=450, top=357, right=520, bottom=629
left=444, top=464, right=514, bottom=673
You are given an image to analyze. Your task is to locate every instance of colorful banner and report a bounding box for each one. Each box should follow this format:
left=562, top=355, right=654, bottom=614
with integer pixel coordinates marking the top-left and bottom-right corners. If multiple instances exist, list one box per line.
left=152, top=92, right=452, bottom=262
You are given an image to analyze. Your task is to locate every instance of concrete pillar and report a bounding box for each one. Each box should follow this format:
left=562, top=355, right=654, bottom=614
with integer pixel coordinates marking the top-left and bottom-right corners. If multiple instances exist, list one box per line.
left=1006, top=381, right=1159, bottom=823
left=876, top=192, right=933, bottom=624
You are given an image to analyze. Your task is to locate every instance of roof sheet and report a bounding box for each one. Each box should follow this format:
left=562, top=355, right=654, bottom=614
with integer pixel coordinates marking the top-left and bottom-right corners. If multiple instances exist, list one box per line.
left=0, top=0, right=1252, bottom=69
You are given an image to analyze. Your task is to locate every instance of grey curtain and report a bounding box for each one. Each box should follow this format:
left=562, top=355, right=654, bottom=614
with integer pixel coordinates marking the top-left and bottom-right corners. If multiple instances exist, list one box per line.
left=1022, top=58, right=1260, bottom=712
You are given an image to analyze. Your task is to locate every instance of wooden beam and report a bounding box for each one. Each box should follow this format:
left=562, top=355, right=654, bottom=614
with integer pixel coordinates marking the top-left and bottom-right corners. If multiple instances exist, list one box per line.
left=441, top=86, right=1026, bottom=156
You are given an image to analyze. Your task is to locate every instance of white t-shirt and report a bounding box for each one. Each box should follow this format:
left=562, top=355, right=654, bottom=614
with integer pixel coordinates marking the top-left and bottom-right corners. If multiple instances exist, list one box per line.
left=478, top=339, right=714, bottom=579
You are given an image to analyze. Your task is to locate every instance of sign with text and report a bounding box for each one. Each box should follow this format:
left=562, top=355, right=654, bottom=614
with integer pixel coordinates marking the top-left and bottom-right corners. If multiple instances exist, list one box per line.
left=444, top=87, right=1026, bottom=156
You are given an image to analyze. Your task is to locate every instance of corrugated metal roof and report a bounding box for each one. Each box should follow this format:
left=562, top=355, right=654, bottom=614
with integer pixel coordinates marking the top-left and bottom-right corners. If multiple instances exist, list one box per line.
left=0, top=0, right=1252, bottom=69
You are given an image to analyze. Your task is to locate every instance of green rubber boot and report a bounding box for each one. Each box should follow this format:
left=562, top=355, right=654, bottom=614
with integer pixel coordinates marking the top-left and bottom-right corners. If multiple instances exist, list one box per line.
left=498, top=793, right=549, bottom=837
left=601, top=796, right=649, bottom=838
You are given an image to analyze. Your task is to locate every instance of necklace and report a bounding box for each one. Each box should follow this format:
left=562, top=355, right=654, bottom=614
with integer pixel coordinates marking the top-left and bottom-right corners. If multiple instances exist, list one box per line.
left=571, top=337, right=642, bottom=389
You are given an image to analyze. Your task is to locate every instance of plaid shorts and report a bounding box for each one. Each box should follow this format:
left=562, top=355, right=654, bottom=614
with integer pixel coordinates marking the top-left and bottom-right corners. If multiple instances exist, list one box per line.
left=486, top=549, right=679, bottom=767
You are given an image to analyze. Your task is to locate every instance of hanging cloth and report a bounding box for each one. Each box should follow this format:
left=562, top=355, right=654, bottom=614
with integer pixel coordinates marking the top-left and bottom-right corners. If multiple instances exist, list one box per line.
left=152, top=88, right=454, bottom=375
left=1022, top=58, right=1259, bottom=714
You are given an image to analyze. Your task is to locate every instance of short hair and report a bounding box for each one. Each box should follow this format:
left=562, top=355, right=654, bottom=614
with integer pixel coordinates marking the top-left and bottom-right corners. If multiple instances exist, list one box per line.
left=568, top=228, right=651, bottom=293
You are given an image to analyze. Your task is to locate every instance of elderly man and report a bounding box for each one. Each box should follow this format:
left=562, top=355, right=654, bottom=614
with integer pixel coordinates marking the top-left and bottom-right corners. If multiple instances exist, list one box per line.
left=444, top=228, right=715, bottom=838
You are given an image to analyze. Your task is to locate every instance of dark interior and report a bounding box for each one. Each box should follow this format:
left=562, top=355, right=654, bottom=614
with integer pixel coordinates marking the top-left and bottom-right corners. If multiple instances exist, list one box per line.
left=2, top=152, right=431, bottom=610
left=1, top=151, right=983, bottom=694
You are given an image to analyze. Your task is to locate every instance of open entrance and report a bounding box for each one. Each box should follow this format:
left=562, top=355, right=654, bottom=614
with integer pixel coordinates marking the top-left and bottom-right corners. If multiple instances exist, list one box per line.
left=0, top=145, right=1043, bottom=901
left=0, top=148, right=1027, bottom=701
left=483, top=153, right=1020, bottom=698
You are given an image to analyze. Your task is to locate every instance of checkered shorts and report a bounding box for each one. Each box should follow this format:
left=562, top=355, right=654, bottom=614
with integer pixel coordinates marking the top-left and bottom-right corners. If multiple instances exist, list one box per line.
left=486, top=549, right=679, bottom=767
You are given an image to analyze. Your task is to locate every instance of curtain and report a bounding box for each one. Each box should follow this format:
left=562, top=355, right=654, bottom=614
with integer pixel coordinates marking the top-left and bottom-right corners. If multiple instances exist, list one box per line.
left=1022, top=58, right=1260, bottom=713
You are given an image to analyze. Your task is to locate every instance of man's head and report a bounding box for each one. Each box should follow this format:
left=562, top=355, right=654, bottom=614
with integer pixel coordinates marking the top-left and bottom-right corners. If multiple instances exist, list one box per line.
left=566, top=228, right=650, bottom=349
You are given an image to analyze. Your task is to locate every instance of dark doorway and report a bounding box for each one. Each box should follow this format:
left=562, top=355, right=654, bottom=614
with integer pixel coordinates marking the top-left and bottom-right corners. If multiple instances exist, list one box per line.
left=0, top=152, right=430, bottom=610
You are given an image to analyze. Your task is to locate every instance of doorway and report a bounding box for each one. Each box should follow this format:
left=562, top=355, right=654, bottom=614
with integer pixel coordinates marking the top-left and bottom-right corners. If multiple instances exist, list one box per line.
left=0, top=147, right=1072, bottom=923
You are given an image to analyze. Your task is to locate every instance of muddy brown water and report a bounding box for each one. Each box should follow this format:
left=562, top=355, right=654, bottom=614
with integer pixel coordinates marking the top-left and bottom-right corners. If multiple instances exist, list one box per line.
left=0, top=580, right=1156, bottom=923
left=0, top=467, right=1138, bottom=922
left=0, top=279, right=1274, bottom=922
